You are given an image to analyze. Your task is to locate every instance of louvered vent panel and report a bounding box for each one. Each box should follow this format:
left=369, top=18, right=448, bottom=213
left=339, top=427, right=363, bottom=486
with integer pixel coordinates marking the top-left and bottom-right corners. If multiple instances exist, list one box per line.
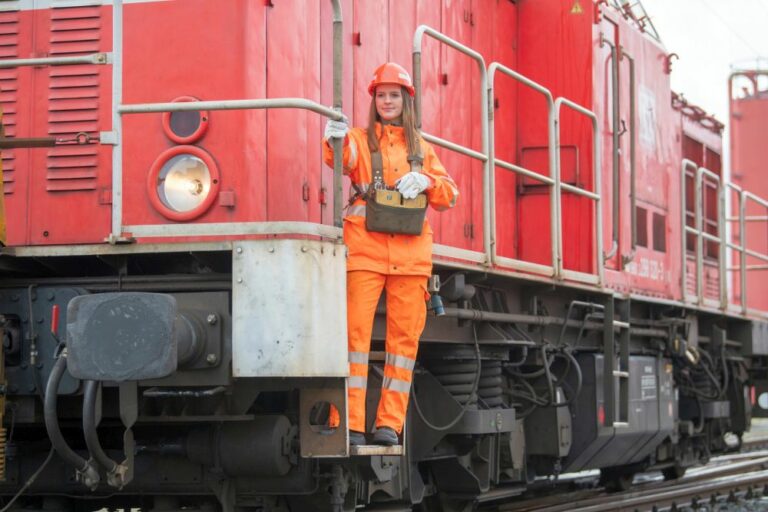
left=47, top=4, right=101, bottom=192
left=0, top=9, right=19, bottom=196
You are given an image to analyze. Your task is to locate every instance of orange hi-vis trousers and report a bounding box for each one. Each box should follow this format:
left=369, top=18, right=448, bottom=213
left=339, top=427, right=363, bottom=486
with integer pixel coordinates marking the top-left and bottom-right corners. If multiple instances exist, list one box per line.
left=337, top=270, right=427, bottom=434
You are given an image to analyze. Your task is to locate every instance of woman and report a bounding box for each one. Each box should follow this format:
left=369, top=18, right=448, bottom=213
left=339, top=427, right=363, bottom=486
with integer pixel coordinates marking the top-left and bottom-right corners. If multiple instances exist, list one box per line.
left=323, top=62, right=458, bottom=446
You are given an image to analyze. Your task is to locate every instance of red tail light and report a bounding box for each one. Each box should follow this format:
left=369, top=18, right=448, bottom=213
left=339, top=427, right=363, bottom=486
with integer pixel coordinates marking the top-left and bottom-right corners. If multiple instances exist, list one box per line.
left=598, top=404, right=605, bottom=426
left=51, top=304, right=60, bottom=336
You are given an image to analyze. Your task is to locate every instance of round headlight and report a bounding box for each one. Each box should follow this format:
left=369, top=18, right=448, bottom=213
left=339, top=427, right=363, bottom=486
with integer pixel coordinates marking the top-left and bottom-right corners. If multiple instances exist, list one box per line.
left=159, top=154, right=210, bottom=212
left=148, top=146, right=220, bottom=221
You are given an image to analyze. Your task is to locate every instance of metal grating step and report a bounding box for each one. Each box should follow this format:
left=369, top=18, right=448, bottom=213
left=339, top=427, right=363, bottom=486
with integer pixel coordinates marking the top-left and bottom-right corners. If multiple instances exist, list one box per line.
left=350, top=445, right=403, bottom=456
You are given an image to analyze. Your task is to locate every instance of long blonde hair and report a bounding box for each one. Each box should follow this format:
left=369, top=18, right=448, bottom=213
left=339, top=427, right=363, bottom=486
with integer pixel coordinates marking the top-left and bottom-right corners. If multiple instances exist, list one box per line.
left=366, top=86, right=423, bottom=161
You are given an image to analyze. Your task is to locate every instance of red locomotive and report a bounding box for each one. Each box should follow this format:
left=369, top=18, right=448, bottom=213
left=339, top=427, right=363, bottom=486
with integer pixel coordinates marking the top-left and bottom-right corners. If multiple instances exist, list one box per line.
left=0, top=0, right=764, bottom=510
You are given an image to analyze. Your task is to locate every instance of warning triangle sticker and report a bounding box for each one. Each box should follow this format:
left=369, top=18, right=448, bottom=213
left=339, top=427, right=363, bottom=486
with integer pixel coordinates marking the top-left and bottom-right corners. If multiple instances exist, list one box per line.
left=571, top=0, right=584, bottom=14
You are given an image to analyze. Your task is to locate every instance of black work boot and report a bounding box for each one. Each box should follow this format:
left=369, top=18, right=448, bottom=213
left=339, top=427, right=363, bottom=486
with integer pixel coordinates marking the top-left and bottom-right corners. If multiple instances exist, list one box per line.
left=372, top=426, right=398, bottom=446
left=349, top=431, right=366, bottom=446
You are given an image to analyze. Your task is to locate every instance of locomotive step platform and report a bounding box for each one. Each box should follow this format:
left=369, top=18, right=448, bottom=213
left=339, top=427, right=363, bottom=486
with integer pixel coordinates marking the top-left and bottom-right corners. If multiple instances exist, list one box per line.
left=350, top=445, right=403, bottom=456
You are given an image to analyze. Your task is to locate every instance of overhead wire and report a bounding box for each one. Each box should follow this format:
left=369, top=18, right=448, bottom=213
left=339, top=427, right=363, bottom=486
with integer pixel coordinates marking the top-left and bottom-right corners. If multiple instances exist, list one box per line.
left=699, top=0, right=763, bottom=56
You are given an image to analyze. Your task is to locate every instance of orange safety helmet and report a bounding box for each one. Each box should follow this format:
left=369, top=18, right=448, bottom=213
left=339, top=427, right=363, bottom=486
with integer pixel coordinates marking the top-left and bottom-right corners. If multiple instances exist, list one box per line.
left=367, top=62, right=416, bottom=97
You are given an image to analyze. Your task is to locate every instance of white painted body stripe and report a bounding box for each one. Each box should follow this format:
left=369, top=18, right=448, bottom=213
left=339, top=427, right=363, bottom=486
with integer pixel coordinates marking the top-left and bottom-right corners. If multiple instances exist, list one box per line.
left=0, top=0, right=169, bottom=12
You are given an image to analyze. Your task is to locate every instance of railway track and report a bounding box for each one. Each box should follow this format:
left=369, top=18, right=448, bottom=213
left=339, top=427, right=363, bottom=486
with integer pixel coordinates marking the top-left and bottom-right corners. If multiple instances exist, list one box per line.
left=475, top=440, right=768, bottom=511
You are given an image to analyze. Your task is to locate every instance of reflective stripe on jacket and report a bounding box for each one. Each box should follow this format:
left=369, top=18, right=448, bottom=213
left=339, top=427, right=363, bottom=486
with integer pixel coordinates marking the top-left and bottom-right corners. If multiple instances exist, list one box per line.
left=323, top=123, right=459, bottom=277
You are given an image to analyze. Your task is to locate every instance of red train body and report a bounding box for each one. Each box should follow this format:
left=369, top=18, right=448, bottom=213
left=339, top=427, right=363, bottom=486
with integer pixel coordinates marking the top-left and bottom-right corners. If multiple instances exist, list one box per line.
left=0, top=1, right=766, bottom=510
left=729, top=70, right=768, bottom=312
left=2, top=0, right=760, bottom=317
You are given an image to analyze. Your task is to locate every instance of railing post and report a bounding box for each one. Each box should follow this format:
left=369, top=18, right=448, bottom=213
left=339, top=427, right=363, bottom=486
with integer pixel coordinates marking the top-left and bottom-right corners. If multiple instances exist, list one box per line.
left=330, top=0, right=343, bottom=229
left=548, top=89, right=560, bottom=277
left=740, top=190, right=747, bottom=313
left=695, top=168, right=704, bottom=305
left=681, top=160, right=697, bottom=303
left=553, top=109, right=563, bottom=279
left=718, top=179, right=727, bottom=309
left=110, top=0, right=124, bottom=243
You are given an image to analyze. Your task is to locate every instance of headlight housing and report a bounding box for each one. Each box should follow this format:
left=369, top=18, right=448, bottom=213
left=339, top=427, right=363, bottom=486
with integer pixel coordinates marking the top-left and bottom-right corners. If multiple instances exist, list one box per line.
left=161, top=96, right=209, bottom=144
left=148, top=146, right=220, bottom=221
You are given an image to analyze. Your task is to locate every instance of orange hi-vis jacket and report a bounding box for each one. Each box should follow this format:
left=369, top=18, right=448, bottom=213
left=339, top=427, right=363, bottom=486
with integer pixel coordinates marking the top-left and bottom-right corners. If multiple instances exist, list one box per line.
left=323, top=123, right=459, bottom=277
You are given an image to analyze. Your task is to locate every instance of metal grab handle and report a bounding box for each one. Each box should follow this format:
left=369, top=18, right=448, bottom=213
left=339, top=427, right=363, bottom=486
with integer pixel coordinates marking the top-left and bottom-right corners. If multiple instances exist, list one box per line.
left=412, top=25, right=490, bottom=264
left=487, top=62, right=558, bottom=278
left=601, top=37, right=620, bottom=262
left=0, top=132, right=92, bottom=149
left=0, top=53, right=108, bottom=68
left=620, top=48, right=637, bottom=269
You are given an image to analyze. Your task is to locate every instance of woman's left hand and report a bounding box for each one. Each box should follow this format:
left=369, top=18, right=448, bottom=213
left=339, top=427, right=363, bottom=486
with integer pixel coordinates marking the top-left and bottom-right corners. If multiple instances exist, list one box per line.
left=396, top=172, right=432, bottom=199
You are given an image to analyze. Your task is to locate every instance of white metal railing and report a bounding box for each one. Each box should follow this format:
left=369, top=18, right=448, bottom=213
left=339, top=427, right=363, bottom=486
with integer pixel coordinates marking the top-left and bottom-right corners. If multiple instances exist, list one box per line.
left=487, top=62, right=558, bottom=278
left=488, top=62, right=561, bottom=277
left=681, top=159, right=726, bottom=308
left=738, top=192, right=768, bottom=314
left=554, top=98, right=604, bottom=286
left=412, top=25, right=490, bottom=266
left=682, top=159, right=768, bottom=314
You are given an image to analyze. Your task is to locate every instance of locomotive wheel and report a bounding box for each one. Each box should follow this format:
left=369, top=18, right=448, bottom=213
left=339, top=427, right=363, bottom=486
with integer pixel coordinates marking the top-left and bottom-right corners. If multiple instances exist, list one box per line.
left=600, top=469, right=635, bottom=492
left=662, top=463, right=687, bottom=481
left=419, top=494, right=474, bottom=512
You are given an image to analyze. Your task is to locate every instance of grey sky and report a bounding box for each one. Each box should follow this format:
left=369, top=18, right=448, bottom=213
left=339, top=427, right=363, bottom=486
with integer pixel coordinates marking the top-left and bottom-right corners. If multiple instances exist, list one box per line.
left=641, top=0, right=768, bottom=123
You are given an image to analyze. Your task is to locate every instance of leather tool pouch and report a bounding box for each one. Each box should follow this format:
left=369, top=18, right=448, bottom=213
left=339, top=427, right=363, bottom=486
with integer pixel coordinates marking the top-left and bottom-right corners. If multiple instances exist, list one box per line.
left=364, top=151, right=427, bottom=236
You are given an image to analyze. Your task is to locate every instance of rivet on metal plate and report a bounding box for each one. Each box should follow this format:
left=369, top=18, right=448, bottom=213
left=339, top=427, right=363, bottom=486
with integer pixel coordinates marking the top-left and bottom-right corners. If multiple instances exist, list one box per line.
left=237, top=277, right=243, bottom=283
left=236, top=247, right=243, bottom=254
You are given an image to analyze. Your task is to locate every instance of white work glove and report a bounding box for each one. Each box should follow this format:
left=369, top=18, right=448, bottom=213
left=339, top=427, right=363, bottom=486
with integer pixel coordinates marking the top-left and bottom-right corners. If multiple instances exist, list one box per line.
left=396, top=172, right=431, bottom=200
left=324, top=115, right=349, bottom=140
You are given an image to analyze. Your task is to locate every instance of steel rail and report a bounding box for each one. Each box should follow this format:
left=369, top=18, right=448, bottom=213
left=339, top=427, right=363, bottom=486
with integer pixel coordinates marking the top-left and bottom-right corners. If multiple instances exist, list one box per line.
left=496, top=453, right=768, bottom=512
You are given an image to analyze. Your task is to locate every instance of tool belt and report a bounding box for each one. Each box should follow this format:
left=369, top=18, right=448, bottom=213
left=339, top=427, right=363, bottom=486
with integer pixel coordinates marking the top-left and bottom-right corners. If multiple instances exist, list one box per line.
left=360, top=151, right=427, bottom=236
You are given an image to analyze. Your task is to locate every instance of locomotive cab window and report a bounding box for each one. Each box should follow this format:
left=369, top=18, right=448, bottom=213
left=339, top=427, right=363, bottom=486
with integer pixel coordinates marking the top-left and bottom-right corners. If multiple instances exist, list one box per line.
left=636, top=206, right=648, bottom=248
left=653, top=212, right=666, bottom=253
